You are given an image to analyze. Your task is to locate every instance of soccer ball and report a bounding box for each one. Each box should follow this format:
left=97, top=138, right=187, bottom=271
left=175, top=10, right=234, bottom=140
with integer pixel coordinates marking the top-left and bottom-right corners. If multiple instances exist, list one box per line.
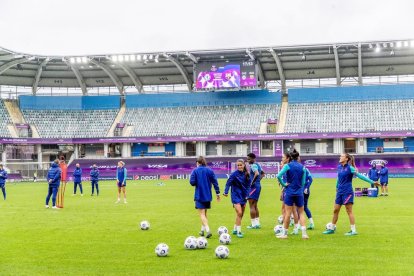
left=217, top=226, right=228, bottom=236
left=196, top=237, right=208, bottom=249
left=215, top=245, right=230, bottom=259
left=277, top=215, right=284, bottom=225
left=184, top=236, right=198, bottom=250
left=140, top=220, right=150, bottom=230
left=155, top=243, right=169, bottom=257
left=219, top=233, right=231, bottom=245
left=274, top=225, right=284, bottom=235
left=326, top=222, right=336, bottom=231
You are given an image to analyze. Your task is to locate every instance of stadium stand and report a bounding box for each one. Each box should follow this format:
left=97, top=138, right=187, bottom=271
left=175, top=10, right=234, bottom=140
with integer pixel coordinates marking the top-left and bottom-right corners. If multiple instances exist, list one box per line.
left=121, top=90, right=281, bottom=136
left=19, top=95, right=120, bottom=138
left=0, top=99, right=12, bottom=137
left=284, top=85, right=414, bottom=133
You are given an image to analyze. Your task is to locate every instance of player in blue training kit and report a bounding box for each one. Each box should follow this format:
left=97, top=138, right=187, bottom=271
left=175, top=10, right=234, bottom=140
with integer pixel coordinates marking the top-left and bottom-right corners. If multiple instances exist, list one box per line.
left=379, top=162, right=389, bottom=196
left=0, top=164, right=8, bottom=200
left=223, top=159, right=250, bottom=238
left=115, top=161, right=127, bottom=203
left=246, top=153, right=263, bottom=229
left=368, top=163, right=379, bottom=193
left=190, top=156, right=220, bottom=238
left=323, top=153, right=379, bottom=236
left=303, top=166, right=314, bottom=230
left=45, top=159, right=62, bottom=209
left=276, top=149, right=309, bottom=239
left=72, top=163, right=83, bottom=196
left=90, top=164, right=100, bottom=196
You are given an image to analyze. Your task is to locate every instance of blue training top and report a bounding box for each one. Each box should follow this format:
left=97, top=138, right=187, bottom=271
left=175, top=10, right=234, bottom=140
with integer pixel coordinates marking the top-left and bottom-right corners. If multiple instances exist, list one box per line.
left=368, top=167, right=379, bottom=181
left=224, top=170, right=249, bottom=202
left=73, top=167, right=82, bottom=183
left=190, top=165, right=220, bottom=202
left=249, top=162, right=262, bottom=187
left=90, top=168, right=99, bottom=181
left=277, top=160, right=306, bottom=196
left=379, top=167, right=389, bottom=183
left=117, top=167, right=127, bottom=184
left=0, top=169, right=8, bottom=185
left=337, top=163, right=374, bottom=194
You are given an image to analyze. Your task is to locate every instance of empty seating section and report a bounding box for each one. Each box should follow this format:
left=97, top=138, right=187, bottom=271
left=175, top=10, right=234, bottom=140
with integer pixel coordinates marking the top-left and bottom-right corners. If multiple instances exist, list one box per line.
left=122, top=104, right=280, bottom=136
left=0, top=100, right=12, bottom=137
left=284, top=100, right=414, bottom=133
left=21, top=109, right=118, bottom=138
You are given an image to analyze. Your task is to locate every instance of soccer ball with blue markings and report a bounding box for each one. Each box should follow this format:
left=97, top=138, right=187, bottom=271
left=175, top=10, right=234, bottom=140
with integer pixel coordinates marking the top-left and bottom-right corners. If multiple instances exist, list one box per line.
left=217, top=226, right=228, bottom=236
left=326, top=222, right=336, bottom=231
left=215, top=245, right=230, bottom=259
left=155, top=243, right=169, bottom=257
left=219, top=233, right=231, bottom=245
left=277, top=215, right=284, bottom=225
left=140, top=220, right=150, bottom=230
left=274, top=225, right=284, bottom=235
left=184, top=236, right=198, bottom=250
left=196, top=237, right=208, bottom=249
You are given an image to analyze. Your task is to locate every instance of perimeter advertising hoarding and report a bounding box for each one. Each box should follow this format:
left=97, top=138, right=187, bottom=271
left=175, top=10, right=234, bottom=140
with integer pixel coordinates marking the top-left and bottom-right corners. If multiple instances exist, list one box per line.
left=195, top=61, right=257, bottom=89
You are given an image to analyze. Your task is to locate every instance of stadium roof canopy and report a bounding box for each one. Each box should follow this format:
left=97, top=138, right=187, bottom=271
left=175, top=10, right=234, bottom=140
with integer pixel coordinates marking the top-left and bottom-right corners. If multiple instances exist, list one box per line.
left=1, top=39, right=414, bottom=95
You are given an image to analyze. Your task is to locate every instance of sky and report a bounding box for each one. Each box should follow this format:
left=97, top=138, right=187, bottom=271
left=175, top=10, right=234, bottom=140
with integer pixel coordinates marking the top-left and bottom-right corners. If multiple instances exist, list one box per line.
left=0, top=0, right=413, bottom=56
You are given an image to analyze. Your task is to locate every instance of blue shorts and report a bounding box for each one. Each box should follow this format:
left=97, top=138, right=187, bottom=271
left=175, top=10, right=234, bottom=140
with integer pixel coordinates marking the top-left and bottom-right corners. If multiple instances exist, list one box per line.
left=232, top=197, right=247, bottom=206
left=335, top=193, right=354, bottom=205
left=247, top=185, right=261, bottom=201
left=117, top=182, right=126, bottom=188
left=284, top=193, right=304, bottom=207
left=195, top=201, right=211, bottom=209
left=381, top=182, right=388, bottom=186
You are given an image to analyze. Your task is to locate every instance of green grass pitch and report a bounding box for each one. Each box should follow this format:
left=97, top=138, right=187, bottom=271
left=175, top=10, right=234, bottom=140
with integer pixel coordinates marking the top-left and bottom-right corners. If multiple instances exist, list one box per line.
left=0, top=178, right=413, bottom=275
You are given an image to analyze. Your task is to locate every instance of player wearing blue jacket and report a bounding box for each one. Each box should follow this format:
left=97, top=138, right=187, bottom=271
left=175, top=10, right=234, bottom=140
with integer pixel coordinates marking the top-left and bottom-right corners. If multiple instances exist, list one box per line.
left=379, top=163, right=389, bottom=196
left=276, top=149, right=308, bottom=239
left=368, top=164, right=379, bottom=190
left=246, top=153, right=263, bottom=229
left=90, top=164, right=100, bottom=196
left=303, top=166, right=314, bottom=230
left=223, top=159, right=250, bottom=238
left=0, top=164, right=8, bottom=200
left=323, top=153, right=378, bottom=236
left=45, top=159, right=62, bottom=209
left=72, top=163, right=83, bottom=196
left=190, top=156, right=220, bottom=239
left=115, top=161, right=127, bottom=204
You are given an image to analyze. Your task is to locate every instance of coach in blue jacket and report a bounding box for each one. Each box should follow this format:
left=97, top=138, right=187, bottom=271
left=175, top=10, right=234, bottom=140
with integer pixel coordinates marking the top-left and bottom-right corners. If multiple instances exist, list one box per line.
left=90, top=164, right=100, bottom=196
left=0, top=164, right=8, bottom=200
left=190, top=156, right=220, bottom=238
left=73, top=163, right=83, bottom=196
left=46, top=159, right=62, bottom=209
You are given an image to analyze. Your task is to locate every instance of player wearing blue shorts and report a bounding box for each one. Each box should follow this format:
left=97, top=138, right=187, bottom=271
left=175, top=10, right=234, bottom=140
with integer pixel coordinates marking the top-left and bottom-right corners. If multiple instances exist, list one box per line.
left=379, top=162, right=389, bottom=196
left=116, top=161, right=127, bottom=204
left=190, top=156, right=220, bottom=238
left=246, top=153, right=263, bottom=229
left=368, top=163, right=379, bottom=193
left=223, top=159, right=250, bottom=238
left=276, top=149, right=308, bottom=239
left=323, top=153, right=378, bottom=236
left=0, top=164, right=8, bottom=200
left=277, top=153, right=298, bottom=228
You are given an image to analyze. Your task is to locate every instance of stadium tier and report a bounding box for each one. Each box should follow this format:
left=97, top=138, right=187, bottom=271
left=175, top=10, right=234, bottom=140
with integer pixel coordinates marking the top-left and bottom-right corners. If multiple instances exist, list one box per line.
left=0, top=99, right=12, bottom=137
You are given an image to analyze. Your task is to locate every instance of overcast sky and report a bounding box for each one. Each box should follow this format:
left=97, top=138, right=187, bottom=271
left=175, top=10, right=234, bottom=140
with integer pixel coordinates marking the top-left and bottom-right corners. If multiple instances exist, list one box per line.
left=0, top=0, right=413, bottom=56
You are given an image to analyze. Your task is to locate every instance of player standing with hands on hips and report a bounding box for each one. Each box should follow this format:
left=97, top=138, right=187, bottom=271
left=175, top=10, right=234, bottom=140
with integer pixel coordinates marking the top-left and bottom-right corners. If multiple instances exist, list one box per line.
left=190, top=156, right=220, bottom=238
left=116, top=161, right=127, bottom=204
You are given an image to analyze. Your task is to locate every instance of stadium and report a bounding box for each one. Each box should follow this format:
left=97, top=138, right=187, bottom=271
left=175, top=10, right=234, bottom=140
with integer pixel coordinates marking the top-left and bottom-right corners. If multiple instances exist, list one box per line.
left=1, top=2, right=414, bottom=275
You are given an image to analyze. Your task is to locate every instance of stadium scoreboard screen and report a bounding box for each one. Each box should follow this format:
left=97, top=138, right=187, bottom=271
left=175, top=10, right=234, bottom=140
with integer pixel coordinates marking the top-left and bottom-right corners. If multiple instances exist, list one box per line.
left=194, top=61, right=257, bottom=90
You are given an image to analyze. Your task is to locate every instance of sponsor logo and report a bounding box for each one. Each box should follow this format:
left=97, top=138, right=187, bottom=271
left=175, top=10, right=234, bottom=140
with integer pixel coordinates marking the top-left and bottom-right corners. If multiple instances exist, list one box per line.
left=304, top=160, right=317, bottom=166
left=210, top=161, right=226, bottom=169
left=160, top=175, right=171, bottom=180
left=369, top=159, right=388, bottom=165
left=148, top=164, right=168, bottom=169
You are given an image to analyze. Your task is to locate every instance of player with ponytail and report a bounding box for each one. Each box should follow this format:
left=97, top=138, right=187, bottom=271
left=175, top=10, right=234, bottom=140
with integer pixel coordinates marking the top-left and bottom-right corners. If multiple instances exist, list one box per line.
left=323, top=153, right=379, bottom=236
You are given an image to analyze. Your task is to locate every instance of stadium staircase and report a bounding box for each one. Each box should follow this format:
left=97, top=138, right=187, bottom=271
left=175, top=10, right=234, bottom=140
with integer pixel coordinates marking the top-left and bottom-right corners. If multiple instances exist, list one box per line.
left=3, top=99, right=40, bottom=138
left=107, top=102, right=126, bottom=137
left=276, top=95, right=288, bottom=133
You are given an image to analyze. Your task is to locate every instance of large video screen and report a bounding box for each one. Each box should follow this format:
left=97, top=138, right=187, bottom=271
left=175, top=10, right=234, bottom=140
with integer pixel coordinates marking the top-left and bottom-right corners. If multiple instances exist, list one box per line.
left=195, top=61, right=257, bottom=90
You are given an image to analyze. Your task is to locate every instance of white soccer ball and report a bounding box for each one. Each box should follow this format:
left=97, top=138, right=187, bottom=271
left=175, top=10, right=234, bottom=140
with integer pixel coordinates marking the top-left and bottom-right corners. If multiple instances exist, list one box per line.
left=184, top=236, right=198, bottom=250
left=196, top=237, right=208, bottom=249
left=277, top=215, right=284, bottom=225
left=217, top=226, right=228, bottom=236
left=326, top=222, right=336, bottom=231
left=219, top=233, right=231, bottom=245
left=140, top=220, right=150, bottom=230
left=274, top=225, right=284, bottom=235
left=155, top=243, right=169, bottom=257
left=215, top=245, right=230, bottom=259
